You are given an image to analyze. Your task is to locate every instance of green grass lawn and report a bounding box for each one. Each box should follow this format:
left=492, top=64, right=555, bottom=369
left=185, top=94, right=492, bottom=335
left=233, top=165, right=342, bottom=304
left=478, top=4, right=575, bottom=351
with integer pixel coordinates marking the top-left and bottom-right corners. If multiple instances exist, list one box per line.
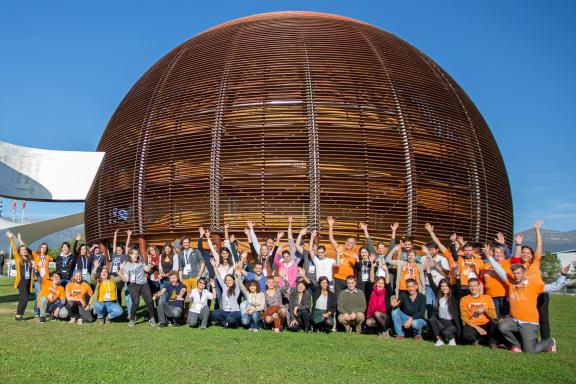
left=0, top=277, right=575, bottom=384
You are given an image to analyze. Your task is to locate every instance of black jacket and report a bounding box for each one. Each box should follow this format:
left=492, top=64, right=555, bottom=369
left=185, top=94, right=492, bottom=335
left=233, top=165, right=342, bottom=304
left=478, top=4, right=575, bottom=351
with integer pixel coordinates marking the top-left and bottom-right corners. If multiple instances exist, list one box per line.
left=427, top=272, right=462, bottom=338
left=311, top=286, right=337, bottom=314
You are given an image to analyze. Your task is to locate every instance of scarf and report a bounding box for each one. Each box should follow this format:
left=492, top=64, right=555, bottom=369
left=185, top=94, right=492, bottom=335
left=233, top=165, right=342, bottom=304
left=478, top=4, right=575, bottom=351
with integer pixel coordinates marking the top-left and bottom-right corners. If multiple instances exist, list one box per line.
left=367, top=286, right=387, bottom=318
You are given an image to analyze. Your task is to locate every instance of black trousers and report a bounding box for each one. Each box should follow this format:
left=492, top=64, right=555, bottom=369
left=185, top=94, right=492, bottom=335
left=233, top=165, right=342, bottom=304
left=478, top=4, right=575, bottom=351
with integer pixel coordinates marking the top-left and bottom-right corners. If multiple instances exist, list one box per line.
left=289, top=309, right=311, bottom=331
left=17, top=278, right=31, bottom=316
left=66, top=301, right=94, bottom=322
left=537, top=293, right=550, bottom=340
left=429, top=316, right=458, bottom=340
left=462, top=322, right=497, bottom=345
left=128, top=283, right=155, bottom=320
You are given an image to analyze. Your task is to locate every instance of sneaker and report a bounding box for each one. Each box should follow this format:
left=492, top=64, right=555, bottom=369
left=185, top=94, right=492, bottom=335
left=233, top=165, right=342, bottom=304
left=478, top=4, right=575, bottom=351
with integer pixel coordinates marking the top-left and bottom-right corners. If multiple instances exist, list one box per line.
left=447, top=338, right=457, bottom=346
left=273, top=328, right=280, bottom=333
left=159, top=323, right=166, bottom=328
left=434, top=339, right=445, bottom=347
left=149, top=318, right=156, bottom=327
left=489, top=343, right=498, bottom=350
left=69, top=317, right=77, bottom=324
left=509, top=346, right=522, bottom=353
left=98, top=318, right=104, bottom=324
left=547, top=338, right=556, bottom=353
left=253, top=328, right=260, bottom=332
left=34, top=314, right=40, bottom=320
left=415, top=335, right=423, bottom=341
left=15, top=316, right=24, bottom=321
left=344, top=325, right=352, bottom=333
left=379, top=330, right=390, bottom=339
left=103, top=315, right=110, bottom=324
left=77, top=318, right=83, bottom=325
left=50, top=315, right=56, bottom=321
left=355, top=326, right=362, bottom=335
left=128, top=320, right=135, bottom=328
left=40, top=316, right=46, bottom=323
left=200, top=326, right=207, bottom=330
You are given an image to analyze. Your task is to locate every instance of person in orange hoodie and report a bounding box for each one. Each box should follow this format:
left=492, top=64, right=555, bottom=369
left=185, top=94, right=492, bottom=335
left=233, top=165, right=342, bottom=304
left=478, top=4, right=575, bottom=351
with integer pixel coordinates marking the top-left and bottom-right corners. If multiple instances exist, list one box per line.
left=6, top=231, right=35, bottom=320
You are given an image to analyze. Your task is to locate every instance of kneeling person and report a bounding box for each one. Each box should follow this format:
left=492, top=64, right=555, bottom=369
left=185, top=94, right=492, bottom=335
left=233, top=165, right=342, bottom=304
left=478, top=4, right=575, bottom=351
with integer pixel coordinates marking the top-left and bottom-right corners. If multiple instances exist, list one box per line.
left=154, top=271, right=187, bottom=327
left=38, top=272, right=68, bottom=322
left=187, top=278, right=215, bottom=329
left=337, top=275, right=367, bottom=334
left=391, top=279, right=427, bottom=339
left=65, top=270, right=94, bottom=324
left=460, top=278, right=498, bottom=347
left=91, top=266, right=124, bottom=323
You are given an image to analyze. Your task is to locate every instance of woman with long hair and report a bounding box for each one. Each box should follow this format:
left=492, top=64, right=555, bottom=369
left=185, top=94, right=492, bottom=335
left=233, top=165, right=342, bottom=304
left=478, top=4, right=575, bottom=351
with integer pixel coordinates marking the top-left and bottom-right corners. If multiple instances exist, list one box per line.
left=55, top=240, right=74, bottom=288
left=210, top=258, right=241, bottom=328
left=6, top=231, right=35, bottom=320
left=312, top=276, right=337, bottom=332
left=365, top=258, right=391, bottom=337
left=121, top=248, right=156, bottom=327
left=89, top=260, right=123, bottom=323
left=158, top=242, right=178, bottom=301
left=238, top=272, right=266, bottom=331
left=287, top=271, right=312, bottom=332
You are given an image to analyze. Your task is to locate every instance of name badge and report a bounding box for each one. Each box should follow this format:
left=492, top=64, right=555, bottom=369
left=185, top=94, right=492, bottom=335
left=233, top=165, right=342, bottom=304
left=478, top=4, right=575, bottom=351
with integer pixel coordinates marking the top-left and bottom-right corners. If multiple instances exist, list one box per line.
left=40, top=268, right=46, bottom=277
left=467, top=271, right=477, bottom=279
left=104, top=292, right=111, bottom=301
left=361, top=272, right=369, bottom=281
left=130, top=273, right=136, bottom=283
left=308, top=265, right=316, bottom=274
left=112, top=265, right=118, bottom=273
left=24, top=271, right=30, bottom=279
left=82, top=268, right=89, bottom=277
left=184, top=265, right=192, bottom=275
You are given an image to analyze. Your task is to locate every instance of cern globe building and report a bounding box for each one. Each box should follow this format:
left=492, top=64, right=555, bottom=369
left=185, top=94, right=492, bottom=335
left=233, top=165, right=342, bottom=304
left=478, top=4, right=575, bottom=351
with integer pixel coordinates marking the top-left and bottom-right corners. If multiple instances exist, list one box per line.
left=85, top=11, right=512, bottom=245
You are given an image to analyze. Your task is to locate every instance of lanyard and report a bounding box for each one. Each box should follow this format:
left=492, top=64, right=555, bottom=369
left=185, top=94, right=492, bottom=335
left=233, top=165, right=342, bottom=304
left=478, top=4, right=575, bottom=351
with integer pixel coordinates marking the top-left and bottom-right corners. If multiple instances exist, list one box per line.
left=81, top=257, right=87, bottom=269
left=24, top=263, right=30, bottom=276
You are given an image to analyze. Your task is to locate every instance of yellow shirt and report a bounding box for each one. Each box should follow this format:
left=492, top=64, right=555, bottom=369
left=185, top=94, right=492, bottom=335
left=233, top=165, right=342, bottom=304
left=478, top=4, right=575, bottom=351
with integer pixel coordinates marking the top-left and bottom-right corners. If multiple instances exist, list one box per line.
left=97, top=280, right=117, bottom=302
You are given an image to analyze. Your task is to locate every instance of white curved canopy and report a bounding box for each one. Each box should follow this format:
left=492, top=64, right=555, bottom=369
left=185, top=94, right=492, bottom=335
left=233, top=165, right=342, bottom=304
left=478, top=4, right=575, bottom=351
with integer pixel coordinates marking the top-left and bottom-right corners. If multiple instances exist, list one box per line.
left=0, top=141, right=103, bottom=201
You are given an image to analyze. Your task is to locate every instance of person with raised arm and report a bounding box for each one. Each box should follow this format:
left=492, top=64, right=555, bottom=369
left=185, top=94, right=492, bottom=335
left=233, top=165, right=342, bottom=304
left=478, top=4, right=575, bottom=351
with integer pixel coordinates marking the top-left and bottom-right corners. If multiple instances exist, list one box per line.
left=207, top=228, right=236, bottom=307
left=361, top=222, right=397, bottom=280
left=89, top=242, right=107, bottom=281
left=23, top=234, right=53, bottom=319
left=65, top=270, right=94, bottom=324
left=365, top=258, right=391, bottom=337
left=292, top=225, right=317, bottom=287
left=6, top=231, right=35, bottom=320
left=210, top=258, right=242, bottom=328
left=420, top=224, right=451, bottom=315
left=311, top=276, right=337, bottom=332
left=328, top=216, right=358, bottom=297
left=337, top=275, right=367, bottom=334
left=453, top=242, right=484, bottom=297
left=89, top=260, right=124, bottom=324
left=187, top=277, right=215, bottom=329
left=72, top=234, right=92, bottom=284
left=239, top=261, right=267, bottom=292
left=261, top=269, right=290, bottom=333
left=426, top=256, right=461, bottom=346
left=121, top=248, right=157, bottom=327
left=459, top=278, right=498, bottom=348
left=37, top=272, right=68, bottom=322
left=238, top=270, right=266, bottom=332
left=178, top=233, right=205, bottom=295
left=485, top=238, right=568, bottom=353
left=390, top=278, right=427, bottom=340
left=153, top=271, right=187, bottom=327
left=287, top=268, right=313, bottom=332
left=247, top=219, right=279, bottom=267
left=273, top=231, right=298, bottom=289
left=110, top=229, right=132, bottom=310
left=481, top=236, right=510, bottom=318
left=158, top=242, right=178, bottom=298
left=309, top=229, right=341, bottom=286
left=245, top=225, right=273, bottom=277
left=55, top=240, right=74, bottom=288
left=386, top=243, right=425, bottom=297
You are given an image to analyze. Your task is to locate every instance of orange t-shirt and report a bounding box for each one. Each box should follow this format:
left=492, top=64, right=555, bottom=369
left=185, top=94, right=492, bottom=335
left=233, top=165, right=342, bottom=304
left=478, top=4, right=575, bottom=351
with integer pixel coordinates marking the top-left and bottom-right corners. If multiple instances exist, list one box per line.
left=458, top=257, right=484, bottom=286
left=37, top=279, right=65, bottom=307
left=33, top=254, right=54, bottom=280
left=460, top=294, right=496, bottom=326
left=524, top=252, right=543, bottom=284
left=398, top=262, right=420, bottom=291
left=66, top=281, right=93, bottom=301
left=334, top=250, right=357, bottom=281
left=508, top=279, right=544, bottom=324
left=482, top=261, right=508, bottom=298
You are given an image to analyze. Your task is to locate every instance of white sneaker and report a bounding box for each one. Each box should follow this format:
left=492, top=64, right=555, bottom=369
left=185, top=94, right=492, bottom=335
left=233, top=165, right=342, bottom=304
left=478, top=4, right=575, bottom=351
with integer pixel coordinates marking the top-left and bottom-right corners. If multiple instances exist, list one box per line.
left=448, top=338, right=457, bottom=346
left=77, top=318, right=83, bottom=325
left=434, top=339, right=445, bottom=347
left=69, top=317, right=77, bottom=324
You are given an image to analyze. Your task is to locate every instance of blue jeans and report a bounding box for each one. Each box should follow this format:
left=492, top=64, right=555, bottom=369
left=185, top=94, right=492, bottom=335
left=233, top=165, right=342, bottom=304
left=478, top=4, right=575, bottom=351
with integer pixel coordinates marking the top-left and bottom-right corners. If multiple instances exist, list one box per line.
left=213, top=310, right=242, bottom=327
left=492, top=296, right=509, bottom=318
left=124, top=283, right=133, bottom=311
left=93, top=301, right=124, bottom=320
left=33, top=281, right=41, bottom=316
left=425, top=285, right=436, bottom=316
left=392, top=308, right=427, bottom=337
left=241, top=311, right=262, bottom=329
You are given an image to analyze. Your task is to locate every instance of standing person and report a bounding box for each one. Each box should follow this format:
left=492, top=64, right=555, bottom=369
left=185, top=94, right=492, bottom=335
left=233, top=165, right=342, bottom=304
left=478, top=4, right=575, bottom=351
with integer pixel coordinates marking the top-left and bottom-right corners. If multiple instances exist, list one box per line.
left=482, top=243, right=510, bottom=318
left=337, top=276, right=367, bottom=334
left=262, top=274, right=290, bottom=333
left=390, top=279, right=427, bottom=340
left=365, top=259, right=391, bottom=337
left=287, top=272, right=313, bottom=332
left=273, top=232, right=299, bottom=289
left=485, top=243, right=567, bottom=353
left=65, top=270, right=94, bottom=324
left=110, top=229, right=131, bottom=310
left=328, top=217, right=358, bottom=297
left=89, top=243, right=107, bottom=280
left=245, top=226, right=275, bottom=277
left=292, top=225, right=318, bottom=288
left=187, top=278, right=215, bottom=329
left=312, top=276, right=337, bottom=332
left=178, top=234, right=205, bottom=294
left=425, top=261, right=461, bottom=346
left=0, top=250, right=6, bottom=276
left=6, top=231, right=35, bottom=321
left=146, top=244, right=161, bottom=305
left=309, top=230, right=340, bottom=286
left=459, top=278, right=498, bottom=347
left=154, top=271, right=187, bottom=327
left=29, top=240, right=53, bottom=319
left=90, top=261, right=124, bottom=324
left=158, top=242, right=179, bottom=298
left=238, top=271, right=266, bottom=331
left=386, top=244, right=426, bottom=296
left=37, top=272, right=68, bottom=322
left=72, top=235, right=92, bottom=283
left=55, top=241, right=75, bottom=287
left=121, top=248, right=157, bottom=327
left=360, top=222, right=397, bottom=281
left=206, top=229, right=236, bottom=303
left=354, top=247, right=373, bottom=300
left=211, top=259, right=242, bottom=328
left=453, top=243, right=484, bottom=297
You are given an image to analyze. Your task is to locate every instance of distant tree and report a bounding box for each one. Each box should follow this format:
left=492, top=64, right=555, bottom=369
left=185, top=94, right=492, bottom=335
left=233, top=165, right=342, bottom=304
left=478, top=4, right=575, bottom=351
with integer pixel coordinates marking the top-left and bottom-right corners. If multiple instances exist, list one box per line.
left=540, top=251, right=561, bottom=283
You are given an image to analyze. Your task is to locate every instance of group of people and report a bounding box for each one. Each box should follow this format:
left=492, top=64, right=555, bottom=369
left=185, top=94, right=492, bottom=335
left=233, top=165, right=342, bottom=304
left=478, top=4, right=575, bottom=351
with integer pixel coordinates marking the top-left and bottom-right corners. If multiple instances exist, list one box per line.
left=6, top=216, right=569, bottom=353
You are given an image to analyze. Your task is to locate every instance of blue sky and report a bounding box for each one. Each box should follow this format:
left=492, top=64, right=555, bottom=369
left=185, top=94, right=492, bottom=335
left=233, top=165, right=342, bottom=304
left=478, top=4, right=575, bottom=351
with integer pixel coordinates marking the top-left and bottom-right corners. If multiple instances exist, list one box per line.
left=0, top=1, right=574, bottom=232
